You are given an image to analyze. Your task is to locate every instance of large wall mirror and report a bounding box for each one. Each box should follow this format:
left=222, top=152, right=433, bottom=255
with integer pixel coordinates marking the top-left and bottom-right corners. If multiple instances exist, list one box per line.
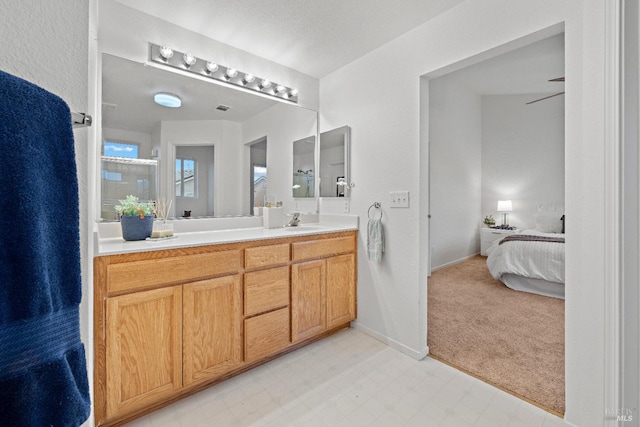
left=100, top=53, right=317, bottom=220
left=292, top=135, right=315, bottom=198
left=319, top=126, right=350, bottom=198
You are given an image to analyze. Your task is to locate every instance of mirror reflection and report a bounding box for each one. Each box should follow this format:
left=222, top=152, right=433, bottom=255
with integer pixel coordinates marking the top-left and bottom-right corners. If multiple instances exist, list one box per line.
left=292, top=136, right=315, bottom=198
left=100, top=53, right=317, bottom=221
left=319, top=126, right=350, bottom=198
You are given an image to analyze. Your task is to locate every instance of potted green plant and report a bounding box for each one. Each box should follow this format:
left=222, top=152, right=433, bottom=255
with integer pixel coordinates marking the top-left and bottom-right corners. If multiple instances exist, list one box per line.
left=115, top=195, right=155, bottom=241
left=483, top=215, right=496, bottom=227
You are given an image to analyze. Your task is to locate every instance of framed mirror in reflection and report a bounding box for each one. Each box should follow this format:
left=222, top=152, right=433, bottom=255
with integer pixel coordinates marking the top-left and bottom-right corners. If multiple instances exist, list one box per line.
left=319, top=126, right=350, bottom=198
left=100, top=53, right=318, bottom=221
left=292, top=136, right=315, bottom=198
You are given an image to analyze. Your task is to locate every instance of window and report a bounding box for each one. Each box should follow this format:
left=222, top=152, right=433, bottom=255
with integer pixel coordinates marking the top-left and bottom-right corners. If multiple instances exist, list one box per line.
left=176, top=157, right=196, bottom=197
left=103, top=141, right=139, bottom=158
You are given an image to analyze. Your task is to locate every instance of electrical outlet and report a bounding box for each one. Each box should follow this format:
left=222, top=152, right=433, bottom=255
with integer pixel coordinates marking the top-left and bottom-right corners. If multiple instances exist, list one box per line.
left=343, top=200, right=350, bottom=213
left=390, top=191, right=410, bottom=208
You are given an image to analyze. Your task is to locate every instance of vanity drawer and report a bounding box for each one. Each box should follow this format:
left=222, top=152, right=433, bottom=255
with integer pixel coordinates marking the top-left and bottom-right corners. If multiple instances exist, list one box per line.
left=106, top=250, right=243, bottom=293
left=245, top=243, right=290, bottom=269
left=292, top=235, right=355, bottom=261
left=244, top=266, right=290, bottom=316
left=244, top=307, right=290, bottom=362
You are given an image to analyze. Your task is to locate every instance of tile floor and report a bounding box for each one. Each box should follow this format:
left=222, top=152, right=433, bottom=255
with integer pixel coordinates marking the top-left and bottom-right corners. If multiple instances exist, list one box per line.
left=124, top=328, right=567, bottom=427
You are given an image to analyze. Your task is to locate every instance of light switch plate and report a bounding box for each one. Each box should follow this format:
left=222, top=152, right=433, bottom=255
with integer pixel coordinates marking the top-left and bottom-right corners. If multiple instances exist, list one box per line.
left=390, top=191, right=410, bottom=208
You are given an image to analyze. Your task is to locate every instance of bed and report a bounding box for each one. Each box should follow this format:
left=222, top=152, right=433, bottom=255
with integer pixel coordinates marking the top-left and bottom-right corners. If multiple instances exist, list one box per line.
left=486, top=210, right=565, bottom=299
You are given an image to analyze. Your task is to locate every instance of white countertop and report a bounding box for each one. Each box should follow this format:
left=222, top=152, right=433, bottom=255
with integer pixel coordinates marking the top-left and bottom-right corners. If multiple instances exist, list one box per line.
left=96, top=215, right=359, bottom=256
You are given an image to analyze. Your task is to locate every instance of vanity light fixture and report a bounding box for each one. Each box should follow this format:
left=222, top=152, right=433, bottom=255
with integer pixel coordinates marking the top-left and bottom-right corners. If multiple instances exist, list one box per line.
left=149, top=43, right=299, bottom=103
left=154, top=92, right=182, bottom=108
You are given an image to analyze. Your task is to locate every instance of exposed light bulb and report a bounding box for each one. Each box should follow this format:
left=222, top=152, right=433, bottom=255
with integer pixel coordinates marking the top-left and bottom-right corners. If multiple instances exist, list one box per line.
left=289, top=88, right=298, bottom=97
left=225, top=68, right=238, bottom=79
left=276, top=85, right=286, bottom=94
left=183, top=53, right=196, bottom=67
left=243, top=73, right=255, bottom=84
left=259, top=79, right=272, bottom=90
left=206, top=62, right=219, bottom=73
left=159, top=46, right=174, bottom=60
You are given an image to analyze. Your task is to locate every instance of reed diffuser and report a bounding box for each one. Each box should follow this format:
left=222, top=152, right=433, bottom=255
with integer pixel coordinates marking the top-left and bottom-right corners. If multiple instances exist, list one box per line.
left=151, top=197, right=174, bottom=238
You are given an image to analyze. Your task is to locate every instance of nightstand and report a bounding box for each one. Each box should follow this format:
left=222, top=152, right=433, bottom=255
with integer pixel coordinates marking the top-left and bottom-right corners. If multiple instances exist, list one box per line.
left=480, top=228, right=516, bottom=256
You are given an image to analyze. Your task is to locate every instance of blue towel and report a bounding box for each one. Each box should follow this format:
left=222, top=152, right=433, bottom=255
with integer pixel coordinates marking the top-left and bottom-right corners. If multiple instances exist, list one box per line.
left=0, top=70, right=91, bottom=426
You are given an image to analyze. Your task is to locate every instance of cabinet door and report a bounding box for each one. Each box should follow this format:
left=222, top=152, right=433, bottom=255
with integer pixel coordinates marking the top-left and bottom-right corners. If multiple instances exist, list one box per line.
left=183, top=275, right=243, bottom=386
left=245, top=307, right=290, bottom=362
left=326, top=254, right=356, bottom=328
left=106, top=286, right=182, bottom=418
left=291, top=259, right=326, bottom=342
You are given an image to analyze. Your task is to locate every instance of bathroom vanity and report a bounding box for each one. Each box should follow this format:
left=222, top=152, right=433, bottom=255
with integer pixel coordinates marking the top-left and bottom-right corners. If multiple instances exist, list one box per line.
left=93, top=226, right=357, bottom=426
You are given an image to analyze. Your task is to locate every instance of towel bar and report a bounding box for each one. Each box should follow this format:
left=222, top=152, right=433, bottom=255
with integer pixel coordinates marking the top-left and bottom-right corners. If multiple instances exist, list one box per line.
left=368, top=202, right=382, bottom=220
left=72, top=112, right=92, bottom=128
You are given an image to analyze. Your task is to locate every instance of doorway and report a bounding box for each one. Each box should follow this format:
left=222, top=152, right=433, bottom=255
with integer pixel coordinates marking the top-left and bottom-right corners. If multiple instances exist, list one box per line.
left=424, top=31, right=566, bottom=415
left=249, top=137, right=267, bottom=214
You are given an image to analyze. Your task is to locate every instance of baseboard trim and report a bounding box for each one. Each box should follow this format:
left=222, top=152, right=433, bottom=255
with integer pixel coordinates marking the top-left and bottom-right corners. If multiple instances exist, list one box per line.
left=352, top=322, right=429, bottom=360
left=431, top=253, right=481, bottom=273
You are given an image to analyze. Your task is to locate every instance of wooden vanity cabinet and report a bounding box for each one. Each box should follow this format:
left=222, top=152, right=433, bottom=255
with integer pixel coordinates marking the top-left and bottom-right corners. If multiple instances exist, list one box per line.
left=183, top=275, right=243, bottom=386
left=291, top=234, right=357, bottom=342
left=94, top=231, right=356, bottom=426
left=291, top=260, right=327, bottom=342
left=326, top=253, right=356, bottom=328
left=244, top=254, right=291, bottom=362
left=105, top=286, right=182, bottom=418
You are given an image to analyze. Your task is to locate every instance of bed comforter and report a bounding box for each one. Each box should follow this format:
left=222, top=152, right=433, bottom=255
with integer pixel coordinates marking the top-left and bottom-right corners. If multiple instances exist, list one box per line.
left=486, top=230, right=565, bottom=284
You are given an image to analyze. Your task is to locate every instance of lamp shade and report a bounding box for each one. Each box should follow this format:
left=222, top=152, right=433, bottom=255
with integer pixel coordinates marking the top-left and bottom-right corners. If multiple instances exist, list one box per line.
left=497, top=200, right=513, bottom=212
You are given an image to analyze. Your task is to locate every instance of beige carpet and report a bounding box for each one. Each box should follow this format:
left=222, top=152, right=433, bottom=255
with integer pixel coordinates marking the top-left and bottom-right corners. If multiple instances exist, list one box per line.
left=427, top=255, right=565, bottom=415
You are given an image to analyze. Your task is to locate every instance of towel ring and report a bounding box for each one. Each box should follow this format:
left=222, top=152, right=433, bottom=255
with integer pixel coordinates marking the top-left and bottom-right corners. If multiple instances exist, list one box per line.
left=368, top=202, right=382, bottom=220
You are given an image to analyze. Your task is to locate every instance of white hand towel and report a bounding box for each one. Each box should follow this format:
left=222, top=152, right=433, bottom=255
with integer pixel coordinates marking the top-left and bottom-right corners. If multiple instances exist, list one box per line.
left=367, top=218, right=385, bottom=262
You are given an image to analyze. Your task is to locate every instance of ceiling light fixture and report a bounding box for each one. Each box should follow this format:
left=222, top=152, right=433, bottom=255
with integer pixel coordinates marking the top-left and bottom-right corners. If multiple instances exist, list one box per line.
left=154, top=92, right=182, bottom=108
left=148, top=43, right=299, bottom=104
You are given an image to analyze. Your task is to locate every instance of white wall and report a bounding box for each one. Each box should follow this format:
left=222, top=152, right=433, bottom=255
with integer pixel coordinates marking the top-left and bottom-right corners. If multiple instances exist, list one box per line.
left=320, top=1, right=614, bottom=424
left=429, top=75, right=482, bottom=269
left=0, top=0, right=92, bottom=424
left=482, top=94, right=565, bottom=230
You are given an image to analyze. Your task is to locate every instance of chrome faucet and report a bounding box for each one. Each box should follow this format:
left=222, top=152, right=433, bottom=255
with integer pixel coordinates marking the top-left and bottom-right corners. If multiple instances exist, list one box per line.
left=288, top=212, right=301, bottom=227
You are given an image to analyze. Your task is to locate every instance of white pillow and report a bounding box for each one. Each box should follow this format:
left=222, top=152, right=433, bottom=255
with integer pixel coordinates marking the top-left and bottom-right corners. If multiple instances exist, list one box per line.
left=535, top=211, right=563, bottom=233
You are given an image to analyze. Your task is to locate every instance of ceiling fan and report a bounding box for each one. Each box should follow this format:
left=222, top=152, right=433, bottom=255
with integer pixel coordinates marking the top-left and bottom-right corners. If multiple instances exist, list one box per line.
left=526, top=77, right=565, bottom=104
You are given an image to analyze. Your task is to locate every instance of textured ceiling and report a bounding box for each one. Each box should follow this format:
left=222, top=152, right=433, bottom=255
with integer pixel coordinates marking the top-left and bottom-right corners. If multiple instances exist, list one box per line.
left=112, top=0, right=466, bottom=78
